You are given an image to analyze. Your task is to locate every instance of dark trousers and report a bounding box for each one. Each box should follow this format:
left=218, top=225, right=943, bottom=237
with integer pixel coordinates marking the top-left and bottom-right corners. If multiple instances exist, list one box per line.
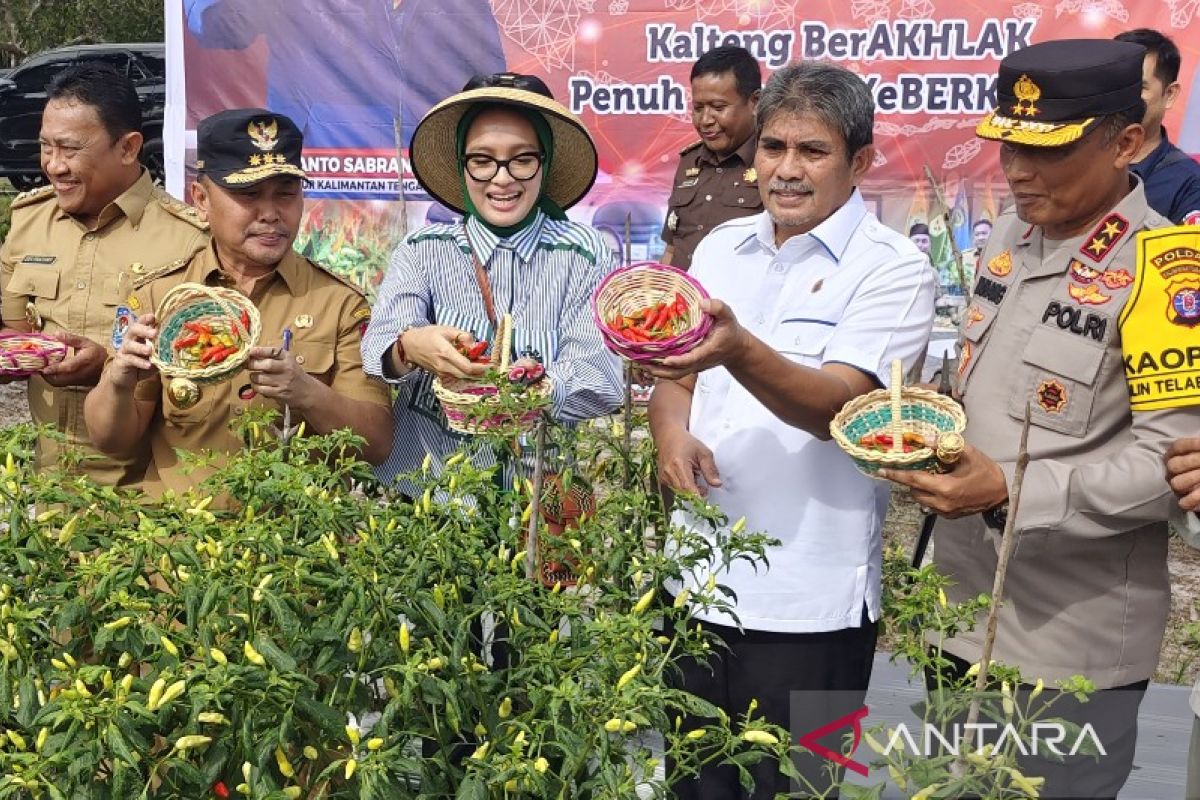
left=671, top=609, right=879, bottom=800
left=925, top=652, right=1147, bottom=800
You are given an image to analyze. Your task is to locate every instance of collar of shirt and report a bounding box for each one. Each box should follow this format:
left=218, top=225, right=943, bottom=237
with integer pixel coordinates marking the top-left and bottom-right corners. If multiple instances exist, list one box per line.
left=192, top=239, right=306, bottom=296
left=464, top=210, right=547, bottom=266
left=56, top=168, right=154, bottom=228
left=1130, top=126, right=1173, bottom=179
left=736, top=189, right=867, bottom=263
left=698, top=133, right=757, bottom=168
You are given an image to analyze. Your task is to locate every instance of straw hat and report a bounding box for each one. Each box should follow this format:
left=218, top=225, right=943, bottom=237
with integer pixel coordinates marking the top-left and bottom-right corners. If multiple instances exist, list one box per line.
left=410, top=82, right=598, bottom=214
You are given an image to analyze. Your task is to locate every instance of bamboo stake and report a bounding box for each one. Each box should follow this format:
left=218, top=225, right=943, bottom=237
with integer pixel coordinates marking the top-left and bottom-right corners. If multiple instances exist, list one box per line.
left=622, top=213, right=634, bottom=486
left=959, top=402, right=1032, bottom=758
left=524, top=416, right=547, bottom=582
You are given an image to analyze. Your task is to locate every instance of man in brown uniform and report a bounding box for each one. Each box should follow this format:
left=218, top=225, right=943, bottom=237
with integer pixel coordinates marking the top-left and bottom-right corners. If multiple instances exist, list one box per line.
left=660, top=45, right=762, bottom=270
left=1, top=62, right=208, bottom=486
left=881, top=40, right=1196, bottom=798
left=84, top=109, right=391, bottom=496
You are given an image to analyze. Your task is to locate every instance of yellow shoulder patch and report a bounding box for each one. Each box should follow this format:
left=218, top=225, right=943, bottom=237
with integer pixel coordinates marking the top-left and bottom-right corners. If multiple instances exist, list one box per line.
left=308, top=258, right=368, bottom=298
left=678, top=139, right=703, bottom=156
left=153, top=190, right=208, bottom=231
left=132, top=256, right=191, bottom=289
left=10, top=185, right=56, bottom=211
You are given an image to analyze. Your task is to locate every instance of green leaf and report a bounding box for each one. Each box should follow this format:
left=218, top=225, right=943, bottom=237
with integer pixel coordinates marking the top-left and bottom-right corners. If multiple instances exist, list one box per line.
left=104, top=723, right=137, bottom=768
left=294, top=695, right=348, bottom=741
left=254, top=633, right=297, bottom=673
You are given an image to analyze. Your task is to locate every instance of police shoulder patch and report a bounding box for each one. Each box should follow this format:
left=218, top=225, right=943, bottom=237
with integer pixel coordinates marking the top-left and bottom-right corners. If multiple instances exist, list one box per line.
left=10, top=185, right=55, bottom=210
left=132, top=256, right=191, bottom=289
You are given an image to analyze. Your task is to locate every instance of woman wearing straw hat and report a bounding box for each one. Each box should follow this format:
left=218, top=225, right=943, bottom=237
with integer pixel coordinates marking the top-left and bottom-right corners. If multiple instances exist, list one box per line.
left=362, top=73, right=623, bottom=490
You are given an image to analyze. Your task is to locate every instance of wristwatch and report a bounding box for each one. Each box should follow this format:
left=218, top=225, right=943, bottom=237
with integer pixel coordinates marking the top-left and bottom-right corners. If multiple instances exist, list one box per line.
left=394, top=324, right=425, bottom=373
left=982, top=502, right=1009, bottom=531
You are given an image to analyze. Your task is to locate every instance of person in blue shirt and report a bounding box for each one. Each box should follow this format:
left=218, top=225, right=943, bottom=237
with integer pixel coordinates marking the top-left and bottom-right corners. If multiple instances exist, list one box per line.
left=1115, top=28, right=1200, bottom=224
left=185, top=0, right=505, bottom=154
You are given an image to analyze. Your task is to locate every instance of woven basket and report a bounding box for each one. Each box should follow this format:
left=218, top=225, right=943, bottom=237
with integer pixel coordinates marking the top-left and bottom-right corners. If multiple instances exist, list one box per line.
left=591, top=262, right=712, bottom=362
left=433, top=314, right=552, bottom=435
left=151, top=283, right=261, bottom=385
left=830, top=361, right=967, bottom=477
left=0, top=332, right=67, bottom=377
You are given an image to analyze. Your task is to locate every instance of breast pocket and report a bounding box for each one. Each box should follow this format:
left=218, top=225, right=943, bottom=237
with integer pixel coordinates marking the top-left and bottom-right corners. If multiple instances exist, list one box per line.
left=772, top=319, right=837, bottom=367
left=100, top=270, right=132, bottom=307
left=6, top=262, right=60, bottom=301
left=1008, top=326, right=1106, bottom=437
left=720, top=183, right=762, bottom=212
left=291, top=339, right=335, bottom=385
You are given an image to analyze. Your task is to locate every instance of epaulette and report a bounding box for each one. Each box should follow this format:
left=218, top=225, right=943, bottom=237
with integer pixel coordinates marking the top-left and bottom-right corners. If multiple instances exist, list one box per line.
left=309, top=258, right=368, bottom=298
left=10, top=185, right=56, bottom=210
left=132, top=256, right=191, bottom=289
left=678, top=140, right=703, bottom=156
left=153, top=192, right=208, bottom=231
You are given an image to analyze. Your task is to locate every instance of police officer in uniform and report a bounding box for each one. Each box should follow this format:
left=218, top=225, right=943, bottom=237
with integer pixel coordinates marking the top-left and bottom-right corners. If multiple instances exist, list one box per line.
left=0, top=63, right=208, bottom=486
left=660, top=46, right=762, bottom=270
left=881, top=40, right=1197, bottom=798
left=84, top=109, right=392, bottom=496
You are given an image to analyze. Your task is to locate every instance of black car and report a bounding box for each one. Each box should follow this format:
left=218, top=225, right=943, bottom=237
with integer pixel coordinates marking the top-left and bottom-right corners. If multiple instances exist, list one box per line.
left=0, top=43, right=165, bottom=190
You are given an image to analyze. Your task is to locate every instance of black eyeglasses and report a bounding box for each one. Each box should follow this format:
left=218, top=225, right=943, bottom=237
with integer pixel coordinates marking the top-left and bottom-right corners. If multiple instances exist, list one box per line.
left=464, top=151, right=544, bottom=182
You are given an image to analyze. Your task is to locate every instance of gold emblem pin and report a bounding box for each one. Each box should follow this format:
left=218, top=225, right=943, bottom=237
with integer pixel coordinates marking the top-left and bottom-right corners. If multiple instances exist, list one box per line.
left=1012, top=74, right=1041, bottom=117
left=666, top=210, right=678, bottom=232
left=24, top=302, right=42, bottom=330
left=684, top=167, right=700, bottom=177
left=130, top=262, right=145, bottom=275
left=168, top=378, right=201, bottom=409
left=743, top=167, right=757, bottom=184
left=247, top=118, right=279, bottom=151
left=295, top=314, right=313, bottom=329
left=127, top=294, right=141, bottom=311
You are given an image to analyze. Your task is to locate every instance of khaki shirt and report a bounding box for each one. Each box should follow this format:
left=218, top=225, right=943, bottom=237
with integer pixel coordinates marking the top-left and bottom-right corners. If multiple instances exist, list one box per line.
left=660, top=135, right=762, bottom=269
left=0, top=172, right=208, bottom=486
left=126, top=242, right=390, bottom=497
left=934, top=182, right=1197, bottom=689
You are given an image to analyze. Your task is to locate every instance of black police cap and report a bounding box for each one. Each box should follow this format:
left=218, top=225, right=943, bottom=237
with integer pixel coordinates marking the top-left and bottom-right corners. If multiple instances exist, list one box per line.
left=195, top=108, right=307, bottom=187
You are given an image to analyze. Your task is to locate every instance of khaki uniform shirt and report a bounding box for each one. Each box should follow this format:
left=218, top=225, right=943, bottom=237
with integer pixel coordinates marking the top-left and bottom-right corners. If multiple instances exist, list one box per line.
left=935, top=183, right=1197, bottom=689
left=0, top=173, right=208, bottom=486
left=125, top=243, right=390, bottom=497
left=660, top=135, right=762, bottom=269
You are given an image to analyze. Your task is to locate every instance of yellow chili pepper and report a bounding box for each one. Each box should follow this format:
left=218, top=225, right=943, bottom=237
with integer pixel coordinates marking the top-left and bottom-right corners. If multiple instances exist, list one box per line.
left=685, top=729, right=706, bottom=741
left=198, top=712, right=228, bottom=725
left=741, top=730, right=780, bottom=746
left=730, top=516, right=746, bottom=534
left=274, top=746, right=295, bottom=778
left=498, top=697, right=513, bottom=719
left=173, top=735, right=212, bottom=751
left=344, top=758, right=358, bottom=780
left=534, top=756, right=549, bottom=773
left=160, top=636, right=179, bottom=657
left=303, top=745, right=319, bottom=760
left=210, top=647, right=228, bottom=665
left=103, top=616, right=134, bottom=631
left=603, top=718, right=637, bottom=734
left=366, top=737, right=384, bottom=751
left=616, top=664, right=642, bottom=691
left=632, top=588, right=655, bottom=615
left=158, top=679, right=186, bottom=710
left=399, top=623, right=411, bottom=655
left=347, top=627, right=363, bottom=653
left=243, top=641, right=266, bottom=667
left=147, top=678, right=165, bottom=710
left=345, top=725, right=360, bottom=746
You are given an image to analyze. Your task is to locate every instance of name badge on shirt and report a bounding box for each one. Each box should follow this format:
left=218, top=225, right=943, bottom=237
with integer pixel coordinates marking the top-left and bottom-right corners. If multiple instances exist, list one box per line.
left=111, top=305, right=134, bottom=350
left=20, top=255, right=56, bottom=265
left=678, top=178, right=699, bottom=188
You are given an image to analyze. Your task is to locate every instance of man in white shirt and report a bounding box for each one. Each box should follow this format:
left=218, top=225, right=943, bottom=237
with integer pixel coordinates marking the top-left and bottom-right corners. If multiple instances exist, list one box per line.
left=646, top=61, right=936, bottom=798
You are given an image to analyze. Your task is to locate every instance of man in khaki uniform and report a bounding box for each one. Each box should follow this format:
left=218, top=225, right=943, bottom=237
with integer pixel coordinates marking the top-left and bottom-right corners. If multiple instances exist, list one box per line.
left=660, top=46, right=762, bottom=270
left=882, top=40, right=1197, bottom=798
left=84, top=109, right=391, bottom=496
left=0, top=62, right=207, bottom=486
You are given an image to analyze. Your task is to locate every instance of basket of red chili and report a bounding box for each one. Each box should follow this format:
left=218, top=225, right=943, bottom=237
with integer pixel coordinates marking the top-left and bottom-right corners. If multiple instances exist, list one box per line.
left=151, top=283, right=261, bottom=385
left=0, top=332, right=67, bottom=378
left=830, top=360, right=967, bottom=476
left=591, top=262, right=713, bottom=362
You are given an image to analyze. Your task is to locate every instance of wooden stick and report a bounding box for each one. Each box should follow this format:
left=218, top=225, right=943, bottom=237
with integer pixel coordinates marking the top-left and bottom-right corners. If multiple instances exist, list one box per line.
left=524, top=416, right=547, bottom=582
left=622, top=212, right=634, bottom=487
left=959, top=402, right=1032, bottom=756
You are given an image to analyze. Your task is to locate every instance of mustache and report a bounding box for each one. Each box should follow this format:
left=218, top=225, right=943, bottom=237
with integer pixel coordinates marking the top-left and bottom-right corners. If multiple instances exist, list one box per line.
left=769, top=180, right=814, bottom=193
left=248, top=228, right=290, bottom=237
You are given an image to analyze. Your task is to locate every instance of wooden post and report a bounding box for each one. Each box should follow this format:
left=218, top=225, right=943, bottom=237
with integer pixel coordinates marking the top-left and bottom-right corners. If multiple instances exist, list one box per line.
left=524, top=416, right=547, bottom=582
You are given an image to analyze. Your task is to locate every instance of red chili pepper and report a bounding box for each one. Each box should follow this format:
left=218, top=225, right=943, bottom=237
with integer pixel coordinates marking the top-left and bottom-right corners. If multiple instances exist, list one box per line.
left=674, top=292, right=687, bottom=314
left=184, top=321, right=212, bottom=335
left=648, top=303, right=671, bottom=331
left=239, top=309, right=250, bottom=334
left=173, top=333, right=200, bottom=350
left=467, top=340, right=488, bottom=361
left=201, top=345, right=235, bottom=366
left=624, top=326, right=651, bottom=342
left=213, top=782, right=230, bottom=799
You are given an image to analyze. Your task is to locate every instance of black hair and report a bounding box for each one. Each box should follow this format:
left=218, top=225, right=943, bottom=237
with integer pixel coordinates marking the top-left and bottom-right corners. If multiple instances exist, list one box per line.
left=1115, top=28, right=1181, bottom=85
left=973, top=218, right=993, bottom=230
left=46, top=61, right=143, bottom=142
left=909, top=223, right=930, bottom=237
left=462, top=72, right=554, bottom=100
left=757, top=62, right=873, bottom=162
left=691, top=46, right=762, bottom=100
left=1099, top=103, right=1147, bottom=145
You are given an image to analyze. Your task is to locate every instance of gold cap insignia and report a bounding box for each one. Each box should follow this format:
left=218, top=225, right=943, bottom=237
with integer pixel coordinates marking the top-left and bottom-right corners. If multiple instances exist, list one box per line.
left=1011, top=74, right=1041, bottom=117
left=24, top=302, right=42, bottom=330
left=294, top=314, right=313, bottom=329
left=168, top=377, right=201, bottom=410
left=743, top=167, right=757, bottom=184
left=247, top=118, right=279, bottom=151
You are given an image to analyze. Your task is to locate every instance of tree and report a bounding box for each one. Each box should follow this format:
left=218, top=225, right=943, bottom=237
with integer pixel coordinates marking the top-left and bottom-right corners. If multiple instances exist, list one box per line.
left=0, top=0, right=162, bottom=67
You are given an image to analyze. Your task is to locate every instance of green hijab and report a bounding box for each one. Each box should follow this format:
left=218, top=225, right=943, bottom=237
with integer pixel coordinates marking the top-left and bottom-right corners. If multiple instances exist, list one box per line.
left=456, top=103, right=567, bottom=237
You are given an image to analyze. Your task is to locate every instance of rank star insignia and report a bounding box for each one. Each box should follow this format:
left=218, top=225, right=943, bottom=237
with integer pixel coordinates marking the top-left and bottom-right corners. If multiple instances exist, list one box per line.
left=743, top=167, right=757, bottom=183
left=249, top=154, right=262, bottom=167
left=667, top=209, right=678, bottom=232
left=1011, top=73, right=1041, bottom=117
left=1036, top=379, right=1068, bottom=413
left=987, top=250, right=1013, bottom=277
left=1079, top=212, right=1129, bottom=263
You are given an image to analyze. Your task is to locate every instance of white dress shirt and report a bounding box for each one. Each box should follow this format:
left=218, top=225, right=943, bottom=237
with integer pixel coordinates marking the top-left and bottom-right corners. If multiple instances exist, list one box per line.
left=673, top=190, right=936, bottom=633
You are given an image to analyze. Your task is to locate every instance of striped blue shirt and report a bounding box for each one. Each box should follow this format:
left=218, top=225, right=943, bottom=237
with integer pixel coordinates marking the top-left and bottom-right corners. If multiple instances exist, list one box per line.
left=362, top=210, right=624, bottom=488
